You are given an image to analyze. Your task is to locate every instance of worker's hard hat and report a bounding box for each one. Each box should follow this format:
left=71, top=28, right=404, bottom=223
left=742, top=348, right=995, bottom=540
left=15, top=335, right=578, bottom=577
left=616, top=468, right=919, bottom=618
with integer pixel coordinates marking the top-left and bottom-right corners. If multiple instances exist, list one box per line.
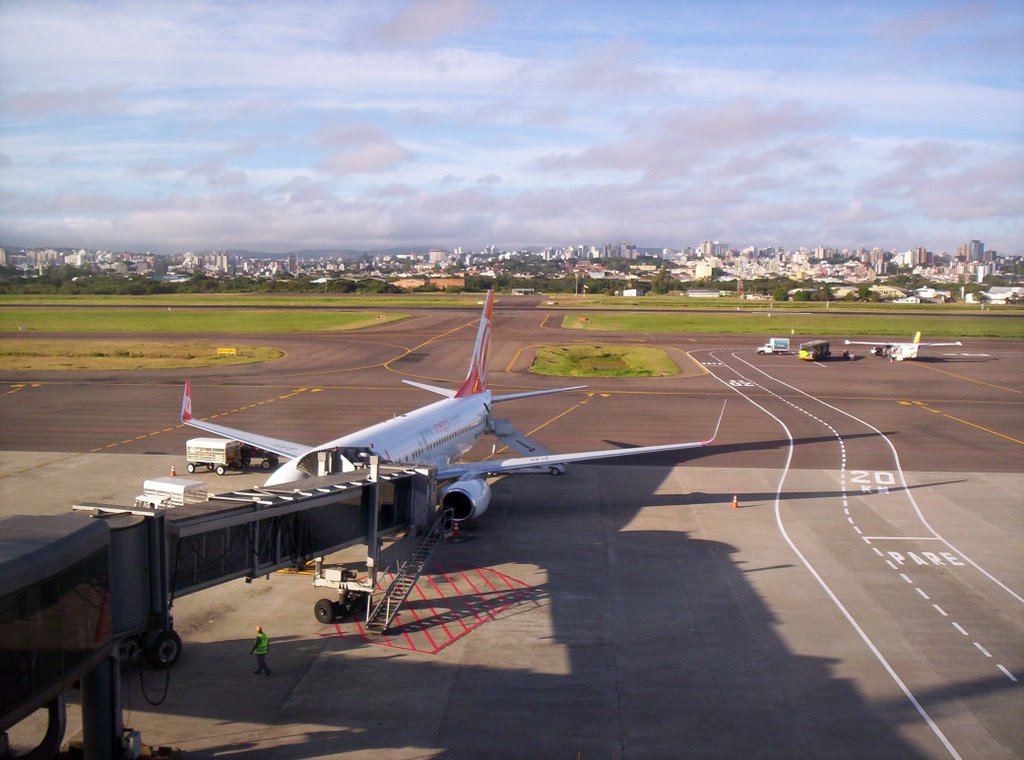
left=255, top=625, right=262, bottom=632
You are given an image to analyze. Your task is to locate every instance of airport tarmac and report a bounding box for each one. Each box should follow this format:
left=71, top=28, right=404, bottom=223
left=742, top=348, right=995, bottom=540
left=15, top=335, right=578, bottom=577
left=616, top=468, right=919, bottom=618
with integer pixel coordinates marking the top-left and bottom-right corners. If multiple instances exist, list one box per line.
left=1, top=305, right=1022, bottom=758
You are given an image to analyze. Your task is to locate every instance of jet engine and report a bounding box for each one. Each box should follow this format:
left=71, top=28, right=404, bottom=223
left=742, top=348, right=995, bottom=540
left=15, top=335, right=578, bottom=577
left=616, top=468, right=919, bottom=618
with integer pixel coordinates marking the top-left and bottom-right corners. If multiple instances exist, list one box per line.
left=441, top=478, right=491, bottom=521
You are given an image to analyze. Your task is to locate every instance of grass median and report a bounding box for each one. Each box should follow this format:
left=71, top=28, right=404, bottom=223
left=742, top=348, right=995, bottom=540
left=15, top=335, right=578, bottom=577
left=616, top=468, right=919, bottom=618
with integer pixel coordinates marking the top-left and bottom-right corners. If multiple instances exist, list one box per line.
left=531, top=344, right=679, bottom=377
left=0, top=308, right=408, bottom=333
left=563, top=312, right=1024, bottom=339
left=0, top=339, right=283, bottom=371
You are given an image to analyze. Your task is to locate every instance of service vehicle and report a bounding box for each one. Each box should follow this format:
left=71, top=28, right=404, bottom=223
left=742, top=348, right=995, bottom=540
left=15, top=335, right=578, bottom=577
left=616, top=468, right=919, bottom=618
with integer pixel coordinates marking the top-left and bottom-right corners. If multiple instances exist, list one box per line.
left=186, top=437, right=243, bottom=475
left=134, top=477, right=208, bottom=509
left=756, top=337, right=790, bottom=355
left=798, top=340, right=831, bottom=361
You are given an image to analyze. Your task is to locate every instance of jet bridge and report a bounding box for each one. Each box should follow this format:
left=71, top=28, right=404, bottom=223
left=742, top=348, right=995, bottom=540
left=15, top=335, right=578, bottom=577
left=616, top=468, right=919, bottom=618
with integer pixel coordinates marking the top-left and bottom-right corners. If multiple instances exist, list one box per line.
left=1, top=457, right=438, bottom=758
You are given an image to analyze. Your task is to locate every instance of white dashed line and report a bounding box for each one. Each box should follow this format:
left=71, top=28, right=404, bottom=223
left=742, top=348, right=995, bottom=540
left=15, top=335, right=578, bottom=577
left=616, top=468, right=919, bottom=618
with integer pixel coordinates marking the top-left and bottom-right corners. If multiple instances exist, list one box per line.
left=974, top=642, right=992, bottom=658
left=900, top=573, right=913, bottom=584
left=705, top=351, right=963, bottom=760
left=932, top=604, right=947, bottom=617
left=952, top=622, right=969, bottom=636
left=916, top=588, right=930, bottom=600
left=997, top=665, right=1018, bottom=682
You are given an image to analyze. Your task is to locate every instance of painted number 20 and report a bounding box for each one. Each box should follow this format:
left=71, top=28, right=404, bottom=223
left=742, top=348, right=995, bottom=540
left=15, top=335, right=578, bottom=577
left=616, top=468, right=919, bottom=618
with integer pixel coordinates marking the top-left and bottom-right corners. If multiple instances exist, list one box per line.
left=850, top=470, right=895, bottom=486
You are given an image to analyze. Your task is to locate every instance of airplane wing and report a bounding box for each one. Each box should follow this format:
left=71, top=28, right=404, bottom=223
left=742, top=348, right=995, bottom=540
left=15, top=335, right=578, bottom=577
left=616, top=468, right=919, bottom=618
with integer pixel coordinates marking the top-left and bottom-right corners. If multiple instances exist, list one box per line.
left=403, top=378, right=588, bottom=402
left=437, top=401, right=725, bottom=480
left=917, top=341, right=963, bottom=348
left=843, top=339, right=893, bottom=347
left=180, top=381, right=309, bottom=459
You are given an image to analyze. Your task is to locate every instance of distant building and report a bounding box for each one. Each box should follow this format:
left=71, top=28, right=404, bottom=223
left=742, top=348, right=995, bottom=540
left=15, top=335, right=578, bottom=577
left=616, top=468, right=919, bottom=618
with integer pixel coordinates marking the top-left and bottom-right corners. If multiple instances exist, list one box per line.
left=686, top=288, right=720, bottom=298
left=869, top=284, right=910, bottom=301
left=978, top=286, right=1024, bottom=304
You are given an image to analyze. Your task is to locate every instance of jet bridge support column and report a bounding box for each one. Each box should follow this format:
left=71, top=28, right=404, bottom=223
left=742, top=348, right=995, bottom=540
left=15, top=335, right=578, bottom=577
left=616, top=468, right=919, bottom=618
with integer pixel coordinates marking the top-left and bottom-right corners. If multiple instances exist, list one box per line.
left=364, top=455, right=381, bottom=592
left=80, top=655, right=122, bottom=760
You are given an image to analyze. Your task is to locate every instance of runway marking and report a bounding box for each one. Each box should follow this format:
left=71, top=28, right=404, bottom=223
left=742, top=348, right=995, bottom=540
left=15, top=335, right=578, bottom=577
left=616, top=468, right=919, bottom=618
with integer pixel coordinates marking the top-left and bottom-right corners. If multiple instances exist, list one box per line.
left=728, top=357, right=1024, bottom=688
left=861, top=536, right=943, bottom=541
left=317, top=567, right=538, bottom=655
left=704, top=347, right=1024, bottom=752
left=382, top=312, right=487, bottom=379
left=907, top=402, right=1024, bottom=445
left=703, top=351, right=963, bottom=760
left=910, top=361, right=1023, bottom=395
left=998, top=665, right=1018, bottom=682
left=724, top=351, right=1023, bottom=605
left=953, top=622, right=969, bottom=636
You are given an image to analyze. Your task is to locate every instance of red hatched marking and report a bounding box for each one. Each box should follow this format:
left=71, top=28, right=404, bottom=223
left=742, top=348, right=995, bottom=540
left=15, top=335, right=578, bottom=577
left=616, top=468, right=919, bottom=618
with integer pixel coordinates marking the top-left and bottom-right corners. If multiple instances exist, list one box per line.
left=316, top=565, right=539, bottom=655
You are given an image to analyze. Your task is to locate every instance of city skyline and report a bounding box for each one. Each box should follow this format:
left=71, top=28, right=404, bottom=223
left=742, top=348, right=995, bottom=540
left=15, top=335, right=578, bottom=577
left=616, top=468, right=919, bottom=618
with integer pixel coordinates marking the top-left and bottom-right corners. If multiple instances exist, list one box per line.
left=1, top=0, right=1022, bottom=255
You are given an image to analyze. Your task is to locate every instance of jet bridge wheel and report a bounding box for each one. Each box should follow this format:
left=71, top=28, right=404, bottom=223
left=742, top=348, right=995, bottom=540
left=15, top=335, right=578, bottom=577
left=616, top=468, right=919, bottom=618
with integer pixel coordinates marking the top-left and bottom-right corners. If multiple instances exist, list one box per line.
left=314, top=598, right=337, bottom=624
left=144, top=629, right=182, bottom=669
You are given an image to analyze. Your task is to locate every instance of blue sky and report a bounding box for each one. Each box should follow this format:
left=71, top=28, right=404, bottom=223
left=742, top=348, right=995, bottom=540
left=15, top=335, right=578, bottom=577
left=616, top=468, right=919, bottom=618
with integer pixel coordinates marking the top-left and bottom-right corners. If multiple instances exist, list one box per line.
left=0, top=0, right=1021, bottom=254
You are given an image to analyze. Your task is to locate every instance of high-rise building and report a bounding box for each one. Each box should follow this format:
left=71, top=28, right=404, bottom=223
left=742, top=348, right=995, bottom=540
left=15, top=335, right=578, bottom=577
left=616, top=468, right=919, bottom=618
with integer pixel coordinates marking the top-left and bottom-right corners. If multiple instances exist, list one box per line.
left=968, top=240, right=984, bottom=262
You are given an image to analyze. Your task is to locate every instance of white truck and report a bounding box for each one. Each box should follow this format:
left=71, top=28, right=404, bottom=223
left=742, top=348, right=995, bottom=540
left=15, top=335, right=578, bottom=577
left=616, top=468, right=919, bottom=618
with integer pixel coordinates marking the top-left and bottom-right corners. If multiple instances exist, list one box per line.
left=134, top=477, right=208, bottom=510
left=757, top=337, right=790, bottom=355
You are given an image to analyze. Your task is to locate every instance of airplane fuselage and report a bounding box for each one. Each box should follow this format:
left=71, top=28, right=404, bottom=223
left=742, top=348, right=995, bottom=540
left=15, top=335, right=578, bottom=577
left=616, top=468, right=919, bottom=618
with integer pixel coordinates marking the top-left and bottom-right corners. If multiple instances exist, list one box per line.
left=264, top=391, right=491, bottom=485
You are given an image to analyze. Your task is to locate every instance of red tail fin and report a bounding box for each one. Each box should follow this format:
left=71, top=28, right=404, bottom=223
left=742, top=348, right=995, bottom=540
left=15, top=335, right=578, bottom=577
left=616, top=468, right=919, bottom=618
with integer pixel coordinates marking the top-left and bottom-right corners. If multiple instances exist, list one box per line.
left=181, top=380, right=193, bottom=422
left=454, top=291, right=494, bottom=397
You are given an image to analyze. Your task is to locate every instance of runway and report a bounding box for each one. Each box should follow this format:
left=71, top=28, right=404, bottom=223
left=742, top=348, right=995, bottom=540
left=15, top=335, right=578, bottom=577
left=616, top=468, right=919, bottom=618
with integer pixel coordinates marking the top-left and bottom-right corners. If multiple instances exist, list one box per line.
left=1, top=305, right=1022, bottom=758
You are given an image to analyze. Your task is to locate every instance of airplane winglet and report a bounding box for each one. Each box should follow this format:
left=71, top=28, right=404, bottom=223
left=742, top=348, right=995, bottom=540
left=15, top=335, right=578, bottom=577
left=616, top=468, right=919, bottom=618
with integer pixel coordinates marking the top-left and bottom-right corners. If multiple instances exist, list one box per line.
left=702, top=400, right=727, bottom=446
left=181, top=380, right=193, bottom=422
left=403, top=379, right=457, bottom=398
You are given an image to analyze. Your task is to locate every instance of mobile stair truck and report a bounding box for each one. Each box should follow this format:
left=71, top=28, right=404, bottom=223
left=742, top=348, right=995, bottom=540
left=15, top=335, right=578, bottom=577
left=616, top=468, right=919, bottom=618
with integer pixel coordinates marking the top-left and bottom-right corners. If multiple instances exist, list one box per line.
left=756, top=337, right=790, bottom=355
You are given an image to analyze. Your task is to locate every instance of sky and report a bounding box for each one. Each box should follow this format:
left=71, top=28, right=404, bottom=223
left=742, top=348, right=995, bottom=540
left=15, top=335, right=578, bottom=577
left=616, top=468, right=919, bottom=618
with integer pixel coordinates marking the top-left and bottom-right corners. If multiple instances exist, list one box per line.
left=0, top=0, right=1022, bottom=255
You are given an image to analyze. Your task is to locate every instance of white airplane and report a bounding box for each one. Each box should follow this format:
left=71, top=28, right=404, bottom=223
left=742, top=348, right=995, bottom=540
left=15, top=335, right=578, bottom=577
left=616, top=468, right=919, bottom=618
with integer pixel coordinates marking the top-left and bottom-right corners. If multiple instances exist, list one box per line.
left=181, top=290, right=723, bottom=521
left=843, top=331, right=962, bottom=361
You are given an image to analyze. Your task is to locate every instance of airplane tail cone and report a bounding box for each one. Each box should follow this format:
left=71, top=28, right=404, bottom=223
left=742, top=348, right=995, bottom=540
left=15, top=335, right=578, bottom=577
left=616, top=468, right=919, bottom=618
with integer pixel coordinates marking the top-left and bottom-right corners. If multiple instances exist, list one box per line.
left=731, top=494, right=739, bottom=510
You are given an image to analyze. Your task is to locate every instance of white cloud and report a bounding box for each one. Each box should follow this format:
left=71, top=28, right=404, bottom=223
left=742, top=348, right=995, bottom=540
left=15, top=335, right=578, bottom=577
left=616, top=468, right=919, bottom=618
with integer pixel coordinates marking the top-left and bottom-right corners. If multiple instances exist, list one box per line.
left=0, top=0, right=1021, bottom=253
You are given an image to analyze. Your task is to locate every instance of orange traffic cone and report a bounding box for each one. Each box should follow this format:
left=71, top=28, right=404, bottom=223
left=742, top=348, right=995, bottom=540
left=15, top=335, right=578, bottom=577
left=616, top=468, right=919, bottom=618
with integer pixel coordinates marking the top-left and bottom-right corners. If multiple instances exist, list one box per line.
left=731, top=494, right=739, bottom=509
left=170, top=464, right=176, bottom=477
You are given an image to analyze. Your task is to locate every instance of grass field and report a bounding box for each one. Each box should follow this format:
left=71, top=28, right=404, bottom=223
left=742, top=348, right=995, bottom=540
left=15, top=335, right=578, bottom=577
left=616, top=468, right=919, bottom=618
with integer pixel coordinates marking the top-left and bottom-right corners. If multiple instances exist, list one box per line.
left=530, top=344, right=679, bottom=377
left=0, top=339, right=283, bottom=371
left=0, top=308, right=408, bottom=333
left=546, top=294, right=1024, bottom=312
left=564, top=311, right=1024, bottom=339
left=0, top=293, right=484, bottom=308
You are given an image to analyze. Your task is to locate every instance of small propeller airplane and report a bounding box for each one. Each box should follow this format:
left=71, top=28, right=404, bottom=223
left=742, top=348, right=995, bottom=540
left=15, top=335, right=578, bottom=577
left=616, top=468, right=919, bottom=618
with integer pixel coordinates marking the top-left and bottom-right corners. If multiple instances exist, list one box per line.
left=181, top=290, right=724, bottom=521
left=843, top=332, right=962, bottom=361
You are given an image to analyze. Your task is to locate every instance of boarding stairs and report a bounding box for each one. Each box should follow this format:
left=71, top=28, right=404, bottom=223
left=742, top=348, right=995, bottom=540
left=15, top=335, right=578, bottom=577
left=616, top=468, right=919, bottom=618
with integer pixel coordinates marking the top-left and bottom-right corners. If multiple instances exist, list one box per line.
left=365, top=510, right=452, bottom=634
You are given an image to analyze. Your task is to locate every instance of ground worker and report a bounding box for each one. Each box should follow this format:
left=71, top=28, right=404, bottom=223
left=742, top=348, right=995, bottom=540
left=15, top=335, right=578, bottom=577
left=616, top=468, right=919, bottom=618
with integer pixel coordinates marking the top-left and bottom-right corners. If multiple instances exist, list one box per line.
left=251, top=625, right=271, bottom=676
